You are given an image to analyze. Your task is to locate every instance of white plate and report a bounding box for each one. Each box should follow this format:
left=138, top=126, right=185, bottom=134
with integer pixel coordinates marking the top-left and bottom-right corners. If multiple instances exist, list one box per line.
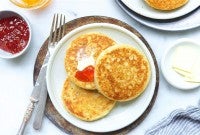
left=116, top=0, right=200, bottom=31
left=161, top=38, right=200, bottom=90
left=121, top=0, right=200, bottom=20
left=46, top=23, right=157, bottom=132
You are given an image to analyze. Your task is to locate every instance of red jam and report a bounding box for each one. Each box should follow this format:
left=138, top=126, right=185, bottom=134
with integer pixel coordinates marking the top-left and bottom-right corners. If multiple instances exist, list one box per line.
left=0, top=16, right=30, bottom=54
left=75, top=65, right=94, bottom=82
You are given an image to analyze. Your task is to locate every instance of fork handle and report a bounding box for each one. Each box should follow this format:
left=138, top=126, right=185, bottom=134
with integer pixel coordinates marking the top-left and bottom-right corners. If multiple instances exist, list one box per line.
left=17, top=120, right=26, bottom=135
left=17, top=102, right=35, bottom=135
left=33, top=81, right=48, bottom=130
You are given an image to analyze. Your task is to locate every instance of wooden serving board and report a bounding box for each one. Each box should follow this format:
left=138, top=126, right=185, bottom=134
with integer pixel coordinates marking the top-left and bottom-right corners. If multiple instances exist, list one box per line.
left=33, top=16, right=159, bottom=135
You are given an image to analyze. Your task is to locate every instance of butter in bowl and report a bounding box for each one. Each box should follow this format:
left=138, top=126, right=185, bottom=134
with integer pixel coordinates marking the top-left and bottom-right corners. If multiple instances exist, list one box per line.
left=161, top=38, right=200, bottom=90
left=0, top=10, right=31, bottom=59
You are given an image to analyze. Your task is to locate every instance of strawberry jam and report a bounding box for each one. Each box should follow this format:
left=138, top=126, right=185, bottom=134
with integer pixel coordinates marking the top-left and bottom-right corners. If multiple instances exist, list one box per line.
left=75, top=65, right=94, bottom=82
left=0, top=16, right=30, bottom=54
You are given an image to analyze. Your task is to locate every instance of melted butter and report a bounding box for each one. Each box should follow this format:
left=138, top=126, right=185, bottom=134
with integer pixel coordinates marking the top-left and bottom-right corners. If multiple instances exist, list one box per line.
left=76, top=48, right=95, bottom=71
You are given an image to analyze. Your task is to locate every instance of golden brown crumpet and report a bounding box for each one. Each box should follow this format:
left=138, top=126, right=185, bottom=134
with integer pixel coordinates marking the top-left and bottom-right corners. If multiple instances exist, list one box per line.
left=144, top=0, right=189, bottom=10
left=61, top=78, right=116, bottom=121
left=65, top=33, right=115, bottom=90
left=95, top=44, right=151, bottom=102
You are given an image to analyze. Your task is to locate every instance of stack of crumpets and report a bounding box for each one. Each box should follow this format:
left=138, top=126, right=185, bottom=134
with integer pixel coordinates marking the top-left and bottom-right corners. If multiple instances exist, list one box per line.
left=62, top=33, right=151, bottom=121
left=63, top=33, right=116, bottom=121
left=144, top=0, right=189, bottom=10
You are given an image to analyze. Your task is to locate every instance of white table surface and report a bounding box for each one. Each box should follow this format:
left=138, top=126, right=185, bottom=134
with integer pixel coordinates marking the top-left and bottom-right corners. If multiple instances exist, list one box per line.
left=0, top=0, right=200, bottom=135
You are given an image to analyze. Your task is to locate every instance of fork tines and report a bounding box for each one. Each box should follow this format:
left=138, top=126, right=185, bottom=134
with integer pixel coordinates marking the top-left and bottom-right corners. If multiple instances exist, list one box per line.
left=49, top=13, right=66, bottom=46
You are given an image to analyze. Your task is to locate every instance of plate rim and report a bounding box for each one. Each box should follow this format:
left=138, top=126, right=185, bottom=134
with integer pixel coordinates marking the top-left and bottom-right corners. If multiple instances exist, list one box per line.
left=46, top=22, right=157, bottom=132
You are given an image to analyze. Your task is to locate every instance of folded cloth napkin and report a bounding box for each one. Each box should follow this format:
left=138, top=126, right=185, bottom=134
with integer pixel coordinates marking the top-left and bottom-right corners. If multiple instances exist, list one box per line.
left=146, top=102, right=200, bottom=135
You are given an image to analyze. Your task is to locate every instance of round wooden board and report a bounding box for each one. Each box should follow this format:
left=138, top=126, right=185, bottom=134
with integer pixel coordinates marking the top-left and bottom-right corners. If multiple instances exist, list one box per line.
left=33, top=16, right=159, bottom=135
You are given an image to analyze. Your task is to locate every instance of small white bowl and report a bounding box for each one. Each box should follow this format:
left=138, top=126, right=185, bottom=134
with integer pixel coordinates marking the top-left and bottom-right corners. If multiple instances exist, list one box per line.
left=0, top=10, right=31, bottom=59
left=161, top=38, right=200, bottom=90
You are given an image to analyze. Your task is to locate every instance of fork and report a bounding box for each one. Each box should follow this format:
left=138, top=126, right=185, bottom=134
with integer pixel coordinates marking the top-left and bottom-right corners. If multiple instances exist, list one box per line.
left=17, top=13, right=66, bottom=135
left=32, top=13, right=66, bottom=130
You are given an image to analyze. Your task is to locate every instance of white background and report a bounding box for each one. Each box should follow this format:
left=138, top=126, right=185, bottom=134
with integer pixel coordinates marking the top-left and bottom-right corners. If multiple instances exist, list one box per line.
left=0, top=0, right=200, bottom=135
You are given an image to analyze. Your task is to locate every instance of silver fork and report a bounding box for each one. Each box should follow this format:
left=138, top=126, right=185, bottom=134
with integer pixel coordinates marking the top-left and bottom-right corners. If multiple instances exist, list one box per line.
left=17, top=13, right=66, bottom=135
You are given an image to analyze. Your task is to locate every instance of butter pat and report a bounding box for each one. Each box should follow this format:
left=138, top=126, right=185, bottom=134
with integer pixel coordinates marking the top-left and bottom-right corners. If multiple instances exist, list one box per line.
left=76, top=48, right=95, bottom=71
left=184, top=59, right=200, bottom=83
left=77, top=55, right=95, bottom=71
left=172, top=45, right=200, bottom=83
left=172, top=46, right=198, bottom=73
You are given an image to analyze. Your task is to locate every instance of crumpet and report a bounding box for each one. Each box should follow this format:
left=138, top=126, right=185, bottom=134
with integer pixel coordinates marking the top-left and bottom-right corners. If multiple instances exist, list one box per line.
left=65, top=33, right=115, bottom=90
left=144, top=0, right=189, bottom=10
left=61, top=78, right=116, bottom=121
left=95, top=44, right=151, bottom=101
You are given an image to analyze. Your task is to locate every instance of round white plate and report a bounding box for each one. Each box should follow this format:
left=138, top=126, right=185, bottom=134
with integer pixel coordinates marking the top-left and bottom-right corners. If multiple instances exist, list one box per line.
left=46, top=23, right=157, bottom=132
left=116, top=0, right=200, bottom=31
left=121, top=0, right=200, bottom=20
left=161, top=38, right=200, bottom=90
